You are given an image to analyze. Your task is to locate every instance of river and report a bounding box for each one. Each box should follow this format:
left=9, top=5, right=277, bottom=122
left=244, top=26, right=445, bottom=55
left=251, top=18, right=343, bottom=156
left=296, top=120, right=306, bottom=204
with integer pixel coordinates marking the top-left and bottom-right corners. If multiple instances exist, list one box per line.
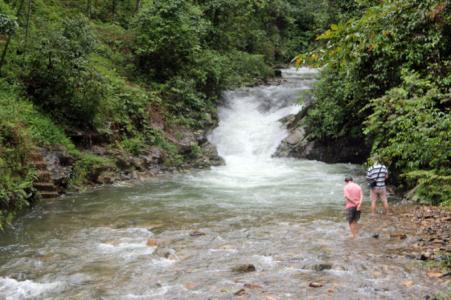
left=0, top=68, right=444, bottom=299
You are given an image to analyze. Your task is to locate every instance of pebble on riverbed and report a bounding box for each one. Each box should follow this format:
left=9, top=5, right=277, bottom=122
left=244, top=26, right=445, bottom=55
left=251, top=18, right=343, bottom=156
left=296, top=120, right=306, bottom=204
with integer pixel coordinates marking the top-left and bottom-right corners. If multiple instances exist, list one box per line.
left=189, top=230, right=206, bottom=237
left=146, top=239, right=159, bottom=247
left=312, top=263, right=333, bottom=271
left=401, top=206, right=450, bottom=262
left=309, top=282, right=323, bottom=288
left=232, top=264, right=256, bottom=273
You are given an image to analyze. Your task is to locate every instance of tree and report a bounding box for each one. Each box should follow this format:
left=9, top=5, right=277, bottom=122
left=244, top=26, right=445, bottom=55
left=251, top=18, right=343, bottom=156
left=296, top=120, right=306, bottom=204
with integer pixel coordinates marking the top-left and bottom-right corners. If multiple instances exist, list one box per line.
left=132, top=0, right=207, bottom=81
left=23, top=16, right=106, bottom=128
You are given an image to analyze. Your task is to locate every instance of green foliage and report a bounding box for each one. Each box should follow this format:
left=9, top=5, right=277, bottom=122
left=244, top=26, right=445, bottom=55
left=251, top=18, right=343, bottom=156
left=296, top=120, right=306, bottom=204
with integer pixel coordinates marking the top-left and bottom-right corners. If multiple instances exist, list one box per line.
left=0, top=121, right=35, bottom=229
left=0, top=81, right=77, bottom=152
left=118, top=135, right=145, bottom=156
left=0, top=13, right=18, bottom=35
left=24, top=15, right=106, bottom=128
left=132, top=0, right=207, bottom=81
left=0, top=0, right=343, bottom=226
left=299, top=0, right=450, bottom=203
left=405, top=171, right=451, bottom=206
left=152, top=130, right=183, bottom=167
left=70, top=153, right=116, bottom=186
left=364, top=72, right=450, bottom=203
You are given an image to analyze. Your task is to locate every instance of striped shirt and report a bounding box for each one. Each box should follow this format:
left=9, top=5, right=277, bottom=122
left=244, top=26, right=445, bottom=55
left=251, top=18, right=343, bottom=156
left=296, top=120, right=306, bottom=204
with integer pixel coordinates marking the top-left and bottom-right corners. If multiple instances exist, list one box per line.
left=367, top=164, right=388, bottom=188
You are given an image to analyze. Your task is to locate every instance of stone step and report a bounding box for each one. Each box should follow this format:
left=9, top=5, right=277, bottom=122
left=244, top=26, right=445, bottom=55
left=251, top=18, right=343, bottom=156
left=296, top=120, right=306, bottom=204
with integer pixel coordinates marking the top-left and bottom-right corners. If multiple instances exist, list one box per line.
left=29, top=152, right=43, bottom=161
left=39, top=191, right=59, bottom=199
left=33, top=162, right=48, bottom=170
left=34, top=182, right=57, bottom=192
left=37, top=170, right=52, bottom=181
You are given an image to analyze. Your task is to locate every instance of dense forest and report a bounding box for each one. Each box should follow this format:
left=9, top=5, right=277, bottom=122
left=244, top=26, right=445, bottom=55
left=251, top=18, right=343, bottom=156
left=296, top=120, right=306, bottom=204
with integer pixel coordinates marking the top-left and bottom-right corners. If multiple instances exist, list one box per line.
left=297, top=0, right=450, bottom=206
left=0, top=0, right=338, bottom=227
left=0, top=0, right=449, bottom=228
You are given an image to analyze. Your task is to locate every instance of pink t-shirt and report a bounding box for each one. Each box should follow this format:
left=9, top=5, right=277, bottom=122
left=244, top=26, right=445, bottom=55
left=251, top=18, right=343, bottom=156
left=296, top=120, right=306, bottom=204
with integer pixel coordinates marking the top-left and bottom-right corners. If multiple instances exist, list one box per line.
left=344, top=182, right=362, bottom=208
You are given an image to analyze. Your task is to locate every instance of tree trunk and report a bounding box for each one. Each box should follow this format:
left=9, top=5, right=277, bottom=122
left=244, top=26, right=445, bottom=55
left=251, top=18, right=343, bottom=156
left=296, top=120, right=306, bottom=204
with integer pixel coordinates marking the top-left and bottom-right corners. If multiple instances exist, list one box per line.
left=0, top=0, right=26, bottom=72
left=112, top=0, right=116, bottom=21
left=86, top=0, right=92, bottom=18
left=24, top=0, right=32, bottom=51
left=135, top=0, right=141, bottom=13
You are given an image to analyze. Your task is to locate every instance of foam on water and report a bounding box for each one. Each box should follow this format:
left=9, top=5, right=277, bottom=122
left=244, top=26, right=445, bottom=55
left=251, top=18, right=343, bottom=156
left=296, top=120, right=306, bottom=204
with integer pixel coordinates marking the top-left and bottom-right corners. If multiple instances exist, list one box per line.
left=0, top=277, right=63, bottom=299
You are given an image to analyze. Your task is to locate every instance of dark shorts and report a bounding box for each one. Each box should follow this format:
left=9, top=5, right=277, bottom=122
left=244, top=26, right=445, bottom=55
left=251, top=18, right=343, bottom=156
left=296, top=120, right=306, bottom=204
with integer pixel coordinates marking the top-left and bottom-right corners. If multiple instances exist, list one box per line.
left=346, top=207, right=361, bottom=223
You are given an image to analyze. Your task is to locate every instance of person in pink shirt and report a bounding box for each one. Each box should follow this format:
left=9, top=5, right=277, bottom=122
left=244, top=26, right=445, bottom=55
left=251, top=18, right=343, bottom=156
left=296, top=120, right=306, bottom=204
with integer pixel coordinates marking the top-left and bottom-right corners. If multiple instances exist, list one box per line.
left=343, top=176, right=363, bottom=239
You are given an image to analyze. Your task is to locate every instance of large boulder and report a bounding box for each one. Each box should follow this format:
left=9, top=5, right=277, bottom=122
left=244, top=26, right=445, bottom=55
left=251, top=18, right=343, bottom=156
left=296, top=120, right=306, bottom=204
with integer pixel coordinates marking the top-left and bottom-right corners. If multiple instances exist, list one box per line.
left=41, top=146, right=75, bottom=190
left=274, top=104, right=369, bottom=164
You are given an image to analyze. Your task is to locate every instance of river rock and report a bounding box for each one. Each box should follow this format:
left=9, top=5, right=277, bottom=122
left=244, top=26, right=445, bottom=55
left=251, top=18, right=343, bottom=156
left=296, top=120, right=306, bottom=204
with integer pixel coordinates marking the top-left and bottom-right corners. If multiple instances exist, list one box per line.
left=243, top=283, right=262, bottom=289
left=390, top=233, right=407, bottom=240
left=146, top=239, right=159, bottom=247
left=402, top=280, right=414, bottom=287
left=96, top=171, right=118, bottom=184
left=155, top=247, right=177, bottom=259
left=184, top=282, right=196, bottom=289
left=190, top=230, right=206, bottom=237
left=273, top=99, right=370, bottom=163
left=309, top=282, right=323, bottom=288
left=234, top=288, right=247, bottom=296
left=313, top=263, right=333, bottom=271
left=426, top=271, right=443, bottom=278
left=232, top=264, right=256, bottom=273
left=40, top=146, right=75, bottom=190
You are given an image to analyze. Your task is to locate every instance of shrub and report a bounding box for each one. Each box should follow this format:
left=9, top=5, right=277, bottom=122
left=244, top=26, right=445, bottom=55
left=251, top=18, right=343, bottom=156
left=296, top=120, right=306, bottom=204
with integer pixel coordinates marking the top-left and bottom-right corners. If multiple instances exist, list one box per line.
left=132, top=0, right=207, bottom=81
left=23, top=15, right=106, bottom=128
left=0, top=122, right=35, bottom=229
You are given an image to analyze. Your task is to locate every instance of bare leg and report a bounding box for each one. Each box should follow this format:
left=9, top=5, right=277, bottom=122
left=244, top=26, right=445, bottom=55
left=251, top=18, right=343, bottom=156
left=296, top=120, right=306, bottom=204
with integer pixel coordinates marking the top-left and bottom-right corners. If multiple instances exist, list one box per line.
left=349, top=221, right=359, bottom=239
left=370, top=189, right=377, bottom=215
left=382, top=199, right=389, bottom=214
left=381, top=188, right=389, bottom=214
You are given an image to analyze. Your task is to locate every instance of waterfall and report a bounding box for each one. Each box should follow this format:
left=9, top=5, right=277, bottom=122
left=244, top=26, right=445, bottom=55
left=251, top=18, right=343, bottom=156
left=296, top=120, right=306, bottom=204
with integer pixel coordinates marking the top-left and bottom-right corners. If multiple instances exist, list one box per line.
left=207, top=67, right=318, bottom=181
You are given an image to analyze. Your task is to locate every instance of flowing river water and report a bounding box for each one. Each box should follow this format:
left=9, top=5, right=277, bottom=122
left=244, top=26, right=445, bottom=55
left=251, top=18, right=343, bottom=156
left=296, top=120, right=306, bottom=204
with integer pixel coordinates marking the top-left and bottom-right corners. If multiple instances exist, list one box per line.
left=0, top=69, right=445, bottom=299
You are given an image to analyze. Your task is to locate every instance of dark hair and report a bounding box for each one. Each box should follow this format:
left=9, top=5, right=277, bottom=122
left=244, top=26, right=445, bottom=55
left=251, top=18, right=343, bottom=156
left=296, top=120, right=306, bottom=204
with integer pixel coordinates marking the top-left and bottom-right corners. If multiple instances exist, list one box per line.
left=344, top=176, right=353, bottom=182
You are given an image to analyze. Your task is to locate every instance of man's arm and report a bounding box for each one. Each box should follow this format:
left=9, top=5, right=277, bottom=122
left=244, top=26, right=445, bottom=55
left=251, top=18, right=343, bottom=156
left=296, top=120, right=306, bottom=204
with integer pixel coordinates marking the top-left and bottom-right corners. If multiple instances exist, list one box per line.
left=357, top=189, right=363, bottom=211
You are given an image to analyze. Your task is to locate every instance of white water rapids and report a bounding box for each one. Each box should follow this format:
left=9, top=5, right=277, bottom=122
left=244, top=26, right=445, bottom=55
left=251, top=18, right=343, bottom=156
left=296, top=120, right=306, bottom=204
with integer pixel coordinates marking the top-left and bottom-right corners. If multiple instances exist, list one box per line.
left=0, top=68, right=445, bottom=300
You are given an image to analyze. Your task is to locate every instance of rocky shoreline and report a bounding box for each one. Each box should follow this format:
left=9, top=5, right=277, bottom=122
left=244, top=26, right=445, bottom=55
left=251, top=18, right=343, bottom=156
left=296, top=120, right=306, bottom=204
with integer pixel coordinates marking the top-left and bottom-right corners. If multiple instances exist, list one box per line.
left=32, top=126, right=224, bottom=199
left=31, top=71, right=291, bottom=200
left=368, top=203, right=451, bottom=281
left=398, top=205, right=450, bottom=264
left=274, top=99, right=370, bottom=164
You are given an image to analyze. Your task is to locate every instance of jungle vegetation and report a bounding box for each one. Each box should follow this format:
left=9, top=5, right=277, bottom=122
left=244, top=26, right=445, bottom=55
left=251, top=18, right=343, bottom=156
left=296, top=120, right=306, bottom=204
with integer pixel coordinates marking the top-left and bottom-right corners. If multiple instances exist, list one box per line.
left=0, top=0, right=336, bottom=227
left=0, top=0, right=449, bottom=228
left=298, top=0, right=450, bottom=205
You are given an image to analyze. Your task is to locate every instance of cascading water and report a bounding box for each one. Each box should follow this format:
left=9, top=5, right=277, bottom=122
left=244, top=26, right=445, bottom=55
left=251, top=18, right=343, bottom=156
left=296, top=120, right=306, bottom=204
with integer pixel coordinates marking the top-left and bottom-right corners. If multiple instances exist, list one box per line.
left=0, top=68, right=444, bottom=300
left=207, top=70, right=306, bottom=182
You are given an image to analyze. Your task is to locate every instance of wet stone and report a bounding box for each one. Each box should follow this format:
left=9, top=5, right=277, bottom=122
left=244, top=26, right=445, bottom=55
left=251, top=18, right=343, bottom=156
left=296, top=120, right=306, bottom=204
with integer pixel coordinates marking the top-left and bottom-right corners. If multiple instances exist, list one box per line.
left=390, top=233, right=407, bottom=240
left=402, top=280, right=414, bottom=287
left=309, top=282, right=323, bottom=288
left=313, top=263, right=333, bottom=271
left=234, top=288, right=247, bottom=296
left=184, top=282, right=196, bottom=289
left=243, top=283, right=262, bottom=289
left=232, top=264, right=256, bottom=273
left=426, top=271, right=443, bottom=278
left=190, top=230, right=206, bottom=237
left=146, top=239, right=159, bottom=247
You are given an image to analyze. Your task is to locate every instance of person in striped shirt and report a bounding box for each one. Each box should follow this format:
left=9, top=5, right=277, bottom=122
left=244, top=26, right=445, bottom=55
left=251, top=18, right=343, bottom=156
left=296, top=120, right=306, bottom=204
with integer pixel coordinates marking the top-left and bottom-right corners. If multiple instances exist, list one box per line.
left=367, top=160, right=389, bottom=214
